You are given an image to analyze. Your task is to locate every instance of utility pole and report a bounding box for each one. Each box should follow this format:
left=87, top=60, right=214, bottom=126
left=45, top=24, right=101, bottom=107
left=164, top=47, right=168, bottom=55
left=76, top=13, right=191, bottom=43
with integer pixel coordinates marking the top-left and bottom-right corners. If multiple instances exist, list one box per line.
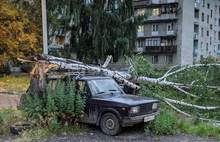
left=41, top=0, right=48, bottom=54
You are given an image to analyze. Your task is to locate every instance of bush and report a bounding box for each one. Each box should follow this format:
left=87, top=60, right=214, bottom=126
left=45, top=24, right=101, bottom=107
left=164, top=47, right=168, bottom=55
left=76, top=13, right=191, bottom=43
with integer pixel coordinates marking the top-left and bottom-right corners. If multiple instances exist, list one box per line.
left=21, top=79, right=85, bottom=126
left=145, top=110, right=178, bottom=135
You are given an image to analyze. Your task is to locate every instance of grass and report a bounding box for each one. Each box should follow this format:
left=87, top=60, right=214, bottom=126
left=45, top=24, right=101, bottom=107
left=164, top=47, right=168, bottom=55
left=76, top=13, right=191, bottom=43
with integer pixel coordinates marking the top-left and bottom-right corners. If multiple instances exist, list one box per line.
left=145, top=108, right=220, bottom=141
left=0, top=109, right=27, bottom=135
left=177, top=119, right=220, bottom=141
left=0, top=75, right=30, bottom=93
left=17, top=125, right=87, bottom=142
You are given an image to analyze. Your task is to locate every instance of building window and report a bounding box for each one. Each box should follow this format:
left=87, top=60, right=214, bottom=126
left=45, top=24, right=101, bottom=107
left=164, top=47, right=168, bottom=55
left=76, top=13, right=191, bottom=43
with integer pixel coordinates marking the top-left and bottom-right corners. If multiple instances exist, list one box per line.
left=152, top=8, right=160, bottom=16
left=202, top=0, right=205, bottom=7
left=207, top=15, right=209, bottom=24
left=137, top=9, right=145, bottom=16
left=211, top=10, right=213, bottom=18
left=152, top=24, right=159, bottom=32
left=201, top=27, right=204, bottom=37
left=207, top=3, right=210, bottom=9
left=194, top=9, right=199, bottom=19
left=146, top=38, right=160, bottom=46
left=218, top=32, right=220, bottom=40
left=206, top=43, right=209, bottom=51
left=201, top=41, right=203, bottom=49
left=210, top=24, right=213, bottom=30
left=152, top=55, right=159, bottom=64
left=207, top=30, right=209, bottom=36
left=214, top=31, right=217, bottom=40
left=138, top=25, right=144, bottom=33
left=167, top=23, right=174, bottom=31
left=136, top=40, right=145, bottom=48
left=165, top=55, right=173, bottom=64
left=201, top=13, right=204, bottom=22
left=219, top=19, right=220, bottom=27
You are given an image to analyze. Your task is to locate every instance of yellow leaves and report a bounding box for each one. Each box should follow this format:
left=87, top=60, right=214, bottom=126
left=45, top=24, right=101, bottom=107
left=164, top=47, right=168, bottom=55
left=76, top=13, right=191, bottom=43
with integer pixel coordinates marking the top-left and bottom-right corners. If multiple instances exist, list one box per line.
left=0, top=1, right=40, bottom=64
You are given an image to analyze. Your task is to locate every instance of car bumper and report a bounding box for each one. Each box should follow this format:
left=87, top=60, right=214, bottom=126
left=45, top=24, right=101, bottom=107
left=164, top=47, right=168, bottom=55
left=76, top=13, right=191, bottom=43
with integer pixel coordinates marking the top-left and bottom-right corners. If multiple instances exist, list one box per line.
left=121, top=112, right=159, bottom=127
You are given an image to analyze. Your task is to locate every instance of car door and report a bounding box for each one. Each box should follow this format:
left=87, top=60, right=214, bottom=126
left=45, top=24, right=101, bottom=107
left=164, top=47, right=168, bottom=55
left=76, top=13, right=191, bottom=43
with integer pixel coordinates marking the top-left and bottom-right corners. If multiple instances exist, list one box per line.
left=76, top=80, right=97, bottom=124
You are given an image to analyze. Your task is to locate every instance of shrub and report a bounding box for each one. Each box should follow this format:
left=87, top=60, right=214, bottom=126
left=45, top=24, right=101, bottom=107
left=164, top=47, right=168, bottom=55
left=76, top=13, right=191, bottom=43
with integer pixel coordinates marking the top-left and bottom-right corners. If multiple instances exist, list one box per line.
left=22, top=79, right=85, bottom=126
left=145, top=110, right=178, bottom=135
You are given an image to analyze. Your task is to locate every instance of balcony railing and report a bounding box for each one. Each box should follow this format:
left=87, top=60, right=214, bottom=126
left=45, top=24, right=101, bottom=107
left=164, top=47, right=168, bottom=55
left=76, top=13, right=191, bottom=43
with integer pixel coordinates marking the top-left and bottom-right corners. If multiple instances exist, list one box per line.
left=135, top=47, right=144, bottom=53
left=194, top=33, right=199, bottom=40
left=151, top=0, right=178, bottom=4
left=144, top=45, right=177, bottom=54
left=133, top=0, right=178, bottom=8
left=194, top=2, right=200, bottom=9
left=137, top=32, right=144, bottom=37
left=146, top=13, right=177, bottom=22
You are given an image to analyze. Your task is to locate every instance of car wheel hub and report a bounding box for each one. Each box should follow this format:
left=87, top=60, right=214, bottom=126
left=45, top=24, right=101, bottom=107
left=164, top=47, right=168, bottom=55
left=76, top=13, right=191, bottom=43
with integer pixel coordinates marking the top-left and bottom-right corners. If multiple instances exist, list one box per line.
left=106, top=119, right=115, bottom=130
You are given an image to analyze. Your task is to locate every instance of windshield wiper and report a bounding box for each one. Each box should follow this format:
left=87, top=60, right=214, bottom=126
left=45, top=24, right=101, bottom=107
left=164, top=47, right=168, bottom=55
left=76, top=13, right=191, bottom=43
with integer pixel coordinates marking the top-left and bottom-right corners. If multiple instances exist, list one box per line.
left=108, top=89, right=119, bottom=92
left=97, top=91, right=106, bottom=95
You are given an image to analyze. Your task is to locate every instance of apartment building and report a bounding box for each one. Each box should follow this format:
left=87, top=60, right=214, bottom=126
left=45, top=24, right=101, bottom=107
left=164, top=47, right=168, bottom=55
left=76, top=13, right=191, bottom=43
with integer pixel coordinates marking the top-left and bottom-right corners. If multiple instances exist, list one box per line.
left=133, top=0, right=220, bottom=65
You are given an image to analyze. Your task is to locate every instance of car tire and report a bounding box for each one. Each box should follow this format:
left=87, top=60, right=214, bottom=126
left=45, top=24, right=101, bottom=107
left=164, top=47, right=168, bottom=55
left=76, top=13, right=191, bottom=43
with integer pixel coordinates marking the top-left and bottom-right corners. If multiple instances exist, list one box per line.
left=100, top=113, right=121, bottom=136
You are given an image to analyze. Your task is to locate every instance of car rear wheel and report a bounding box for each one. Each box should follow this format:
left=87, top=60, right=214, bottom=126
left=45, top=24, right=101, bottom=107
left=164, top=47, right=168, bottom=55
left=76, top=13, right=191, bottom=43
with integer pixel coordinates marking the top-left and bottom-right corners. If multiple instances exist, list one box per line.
left=100, top=113, right=121, bottom=136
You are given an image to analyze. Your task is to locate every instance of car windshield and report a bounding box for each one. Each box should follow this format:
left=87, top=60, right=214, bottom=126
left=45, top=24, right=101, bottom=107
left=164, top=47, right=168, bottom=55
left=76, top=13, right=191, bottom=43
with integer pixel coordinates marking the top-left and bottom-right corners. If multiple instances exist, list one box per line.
left=87, top=79, right=123, bottom=96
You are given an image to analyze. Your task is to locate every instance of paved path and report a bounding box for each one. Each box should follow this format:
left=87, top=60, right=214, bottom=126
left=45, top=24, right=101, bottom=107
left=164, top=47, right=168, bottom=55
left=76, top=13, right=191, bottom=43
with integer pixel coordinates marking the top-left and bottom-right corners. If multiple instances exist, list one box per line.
left=0, top=93, right=21, bottom=109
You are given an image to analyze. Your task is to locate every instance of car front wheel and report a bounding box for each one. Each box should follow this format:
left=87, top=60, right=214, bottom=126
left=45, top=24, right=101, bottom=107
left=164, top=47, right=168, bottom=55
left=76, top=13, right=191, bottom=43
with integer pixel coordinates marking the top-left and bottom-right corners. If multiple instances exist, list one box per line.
left=100, top=113, right=121, bottom=136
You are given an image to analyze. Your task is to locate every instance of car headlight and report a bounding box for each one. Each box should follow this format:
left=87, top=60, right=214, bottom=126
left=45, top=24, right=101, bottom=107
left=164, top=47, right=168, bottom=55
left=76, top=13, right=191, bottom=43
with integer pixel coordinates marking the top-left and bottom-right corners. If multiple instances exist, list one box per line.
left=129, top=106, right=140, bottom=114
left=152, top=103, right=158, bottom=110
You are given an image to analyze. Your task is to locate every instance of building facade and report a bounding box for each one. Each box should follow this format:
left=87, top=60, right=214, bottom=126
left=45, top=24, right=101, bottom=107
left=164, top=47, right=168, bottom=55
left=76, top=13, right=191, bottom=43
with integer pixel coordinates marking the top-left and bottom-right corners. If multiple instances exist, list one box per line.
left=133, top=0, right=220, bottom=66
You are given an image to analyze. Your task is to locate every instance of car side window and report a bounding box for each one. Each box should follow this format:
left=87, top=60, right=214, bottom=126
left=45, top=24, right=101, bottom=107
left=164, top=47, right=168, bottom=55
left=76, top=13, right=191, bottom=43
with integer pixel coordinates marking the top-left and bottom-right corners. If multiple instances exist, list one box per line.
left=78, top=81, right=86, bottom=92
left=76, top=80, right=90, bottom=97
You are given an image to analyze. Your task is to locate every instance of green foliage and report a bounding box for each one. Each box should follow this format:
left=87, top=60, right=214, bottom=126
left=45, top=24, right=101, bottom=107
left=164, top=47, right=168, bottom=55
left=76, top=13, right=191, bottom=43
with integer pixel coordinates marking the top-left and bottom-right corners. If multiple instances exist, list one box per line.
left=145, top=110, right=178, bottom=135
left=22, top=79, right=85, bottom=126
left=200, top=56, right=216, bottom=64
left=47, top=0, right=144, bottom=63
left=0, top=109, right=26, bottom=135
left=130, top=55, right=167, bottom=78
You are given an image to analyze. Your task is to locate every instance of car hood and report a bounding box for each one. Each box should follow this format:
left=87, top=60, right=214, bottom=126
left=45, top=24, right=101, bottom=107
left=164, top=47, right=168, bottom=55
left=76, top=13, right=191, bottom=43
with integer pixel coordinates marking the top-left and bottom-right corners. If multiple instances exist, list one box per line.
left=93, top=93, right=159, bottom=106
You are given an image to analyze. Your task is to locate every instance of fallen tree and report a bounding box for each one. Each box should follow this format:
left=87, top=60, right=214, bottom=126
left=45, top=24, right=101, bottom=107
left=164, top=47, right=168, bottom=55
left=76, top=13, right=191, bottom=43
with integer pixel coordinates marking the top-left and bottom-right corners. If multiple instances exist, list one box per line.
left=18, top=55, right=220, bottom=126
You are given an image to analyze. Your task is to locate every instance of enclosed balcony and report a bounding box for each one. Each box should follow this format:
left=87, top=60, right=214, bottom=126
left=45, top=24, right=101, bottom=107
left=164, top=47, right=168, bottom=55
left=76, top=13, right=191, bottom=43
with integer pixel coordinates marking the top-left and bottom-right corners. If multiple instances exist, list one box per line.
left=151, top=0, right=178, bottom=5
left=146, top=13, right=177, bottom=22
left=144, top=45, right=177, bottom=54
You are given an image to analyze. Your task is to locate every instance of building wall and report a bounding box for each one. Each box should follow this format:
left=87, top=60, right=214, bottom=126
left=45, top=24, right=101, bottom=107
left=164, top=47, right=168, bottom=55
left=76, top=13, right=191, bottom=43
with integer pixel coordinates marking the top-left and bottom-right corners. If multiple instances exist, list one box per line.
left=134, top=0, right=220, bottom=66
left=178, top=0, right=194, bottom=65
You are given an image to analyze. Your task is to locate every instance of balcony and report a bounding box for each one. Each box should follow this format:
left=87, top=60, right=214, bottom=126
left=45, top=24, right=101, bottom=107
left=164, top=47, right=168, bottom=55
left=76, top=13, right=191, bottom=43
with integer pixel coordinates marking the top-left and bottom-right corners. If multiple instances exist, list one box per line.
left=133, top=0, right=178, bottom=8
left=146, top=13, right=177, bottom=22
left=194, top=2, right=200, bottom=9
left=144, top=45, right=177, bottom=54
left=194, top=33, right=199, bottom=40
left=135, top=47, right=144, bottom=53
left=137, top=32, right=144, bottom=37
left=151, top=0, right=178, bottom=4
left=166, top=30, right=176, bottom=36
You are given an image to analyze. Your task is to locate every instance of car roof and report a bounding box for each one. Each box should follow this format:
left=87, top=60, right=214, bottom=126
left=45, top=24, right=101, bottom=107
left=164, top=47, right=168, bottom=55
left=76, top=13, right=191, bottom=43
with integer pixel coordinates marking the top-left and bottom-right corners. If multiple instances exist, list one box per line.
left=78, top=76, right=112, bottom=81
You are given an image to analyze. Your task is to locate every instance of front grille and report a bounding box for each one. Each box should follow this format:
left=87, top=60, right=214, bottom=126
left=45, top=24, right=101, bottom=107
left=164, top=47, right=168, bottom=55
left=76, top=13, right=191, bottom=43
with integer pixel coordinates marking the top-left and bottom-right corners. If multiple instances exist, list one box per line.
left=139, top=103, right=154, bottom=116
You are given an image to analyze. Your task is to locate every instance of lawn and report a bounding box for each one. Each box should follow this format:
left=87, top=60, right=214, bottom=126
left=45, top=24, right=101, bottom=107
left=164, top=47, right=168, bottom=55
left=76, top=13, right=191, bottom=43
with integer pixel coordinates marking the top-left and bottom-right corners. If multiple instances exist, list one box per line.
left=0, top=75, right=30, bottom=94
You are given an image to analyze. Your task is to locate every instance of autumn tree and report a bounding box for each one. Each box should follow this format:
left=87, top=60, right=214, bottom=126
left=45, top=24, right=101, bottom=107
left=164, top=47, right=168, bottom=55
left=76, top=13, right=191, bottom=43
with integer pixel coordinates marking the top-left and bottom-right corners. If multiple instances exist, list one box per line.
left=0, top=0, right=40, bottom=65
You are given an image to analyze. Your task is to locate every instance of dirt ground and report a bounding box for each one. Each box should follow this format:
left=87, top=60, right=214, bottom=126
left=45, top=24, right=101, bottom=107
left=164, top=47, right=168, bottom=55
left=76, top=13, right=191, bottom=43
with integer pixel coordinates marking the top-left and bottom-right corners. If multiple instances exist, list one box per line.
left=0, top=93, right=21, bottom=109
